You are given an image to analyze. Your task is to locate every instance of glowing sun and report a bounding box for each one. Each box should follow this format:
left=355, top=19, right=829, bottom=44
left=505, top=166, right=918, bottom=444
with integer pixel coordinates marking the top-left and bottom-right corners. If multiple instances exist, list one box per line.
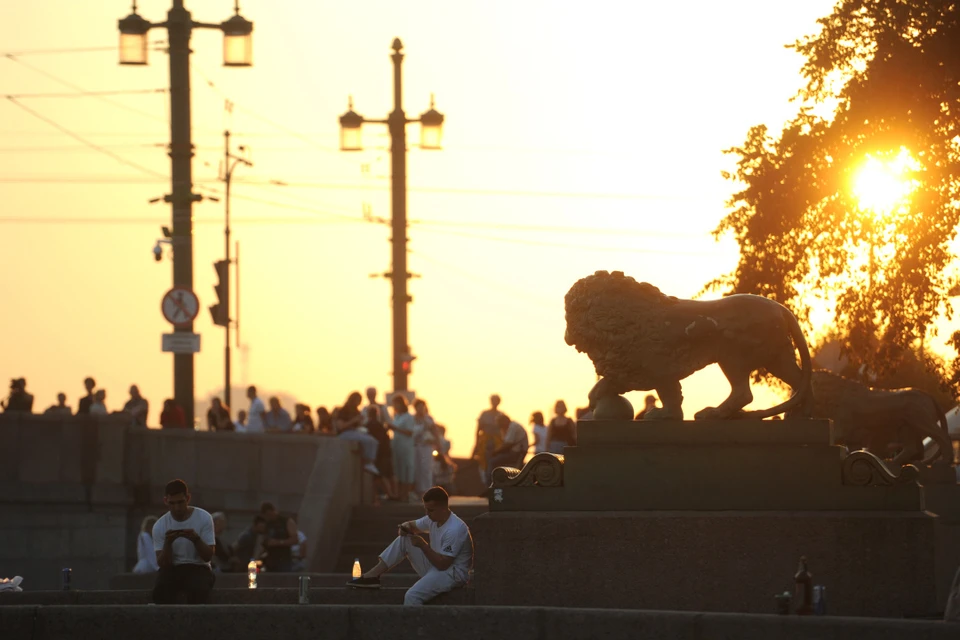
left=851, top=149, right=918, bottom=214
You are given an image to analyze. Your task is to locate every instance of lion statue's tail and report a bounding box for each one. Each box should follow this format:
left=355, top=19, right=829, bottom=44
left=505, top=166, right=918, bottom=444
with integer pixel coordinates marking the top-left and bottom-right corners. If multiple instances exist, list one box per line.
left=921, top=398, right=954, bottom=465
left=746, top=306, right=813, bottom=420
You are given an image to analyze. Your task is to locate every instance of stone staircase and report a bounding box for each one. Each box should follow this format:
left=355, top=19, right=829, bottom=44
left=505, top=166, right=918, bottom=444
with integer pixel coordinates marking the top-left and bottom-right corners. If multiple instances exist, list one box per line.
left=333, top=497, right=488, bottom=574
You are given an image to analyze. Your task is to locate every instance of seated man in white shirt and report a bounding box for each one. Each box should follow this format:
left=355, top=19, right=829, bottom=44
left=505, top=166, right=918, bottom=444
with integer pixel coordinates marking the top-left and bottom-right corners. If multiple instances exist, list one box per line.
left=347, top=486, right=473, bottom=605
left=152, top=478, right=217, bottom=604
left=488, top=413, right=529, bottom=474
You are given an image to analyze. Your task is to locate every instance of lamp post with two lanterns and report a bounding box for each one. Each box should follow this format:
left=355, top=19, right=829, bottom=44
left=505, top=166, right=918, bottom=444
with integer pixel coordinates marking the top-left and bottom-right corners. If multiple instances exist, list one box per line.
left=117, top=0, right=253, bottom=422
left=339, top=38, right=444, bottom=395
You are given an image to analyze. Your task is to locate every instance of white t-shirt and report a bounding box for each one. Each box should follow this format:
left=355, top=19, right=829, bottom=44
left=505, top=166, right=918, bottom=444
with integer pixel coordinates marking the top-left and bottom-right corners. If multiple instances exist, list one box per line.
left=415, top=512, right=473, bottom=582
left=246, top=397, right=266, bottom=433
left=152, top=507, right=216, bottom=566
left=504, top=421, right=528, bottom=455
left=533, top=424, right=548, bottom=454
left=363, top=402, right=391, bottom=425
left=290, top=530, right=307, bottom=558
left=133, top=531, right=159, bottom=573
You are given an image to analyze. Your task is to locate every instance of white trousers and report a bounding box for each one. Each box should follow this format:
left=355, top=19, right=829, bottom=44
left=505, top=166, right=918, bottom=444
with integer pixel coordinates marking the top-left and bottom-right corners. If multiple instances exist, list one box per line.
left=379, top=535, right=463, bottom=605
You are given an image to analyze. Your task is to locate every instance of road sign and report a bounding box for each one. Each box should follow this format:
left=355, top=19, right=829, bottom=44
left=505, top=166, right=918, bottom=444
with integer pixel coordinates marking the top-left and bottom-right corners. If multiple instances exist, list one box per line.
left=162, top=333, right=201, bottom=354
left=161, top=287, right=200, bottom=326
left=386, top=390, right=416, bottom=406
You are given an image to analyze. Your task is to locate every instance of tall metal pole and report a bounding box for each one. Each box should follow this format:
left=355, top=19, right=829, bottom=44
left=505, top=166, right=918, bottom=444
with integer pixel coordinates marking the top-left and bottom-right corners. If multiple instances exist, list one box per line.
left=168, top=0, right=196, bottom=422
left=388, top=38, right=409, bottom=393
left=235, top=240, right=240, bottom=348
left=223, top=130, right=232, bottom=412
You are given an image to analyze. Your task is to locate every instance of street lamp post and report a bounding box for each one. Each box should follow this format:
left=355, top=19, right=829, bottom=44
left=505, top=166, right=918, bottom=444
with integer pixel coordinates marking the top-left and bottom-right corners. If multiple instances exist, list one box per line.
left=339, top=38, right=444, bottom=395
left=117, top=0, right=253, bottom=422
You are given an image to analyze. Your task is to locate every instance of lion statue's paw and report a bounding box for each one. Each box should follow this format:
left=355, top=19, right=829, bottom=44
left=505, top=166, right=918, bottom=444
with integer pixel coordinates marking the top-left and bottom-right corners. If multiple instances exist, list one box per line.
left=694, top=406, right=724, bottom=421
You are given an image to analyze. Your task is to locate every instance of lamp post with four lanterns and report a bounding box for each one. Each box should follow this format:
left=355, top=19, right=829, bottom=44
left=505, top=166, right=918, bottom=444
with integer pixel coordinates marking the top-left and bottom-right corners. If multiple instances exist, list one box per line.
left=339, top=38, right=444, bottom=395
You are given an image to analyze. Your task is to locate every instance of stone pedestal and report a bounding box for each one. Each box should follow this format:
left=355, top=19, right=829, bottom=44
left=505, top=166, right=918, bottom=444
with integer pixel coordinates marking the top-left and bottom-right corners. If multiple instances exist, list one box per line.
left=477, top=419, right=939, bottom=616
left=919, top=464, right=960, bottom=611
left=472, top=510, right=937, bottom=617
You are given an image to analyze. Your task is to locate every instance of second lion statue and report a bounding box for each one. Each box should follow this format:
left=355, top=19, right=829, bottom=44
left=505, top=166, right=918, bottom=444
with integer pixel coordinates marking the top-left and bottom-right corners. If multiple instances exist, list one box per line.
left=564, top=271, right=813, bottom=420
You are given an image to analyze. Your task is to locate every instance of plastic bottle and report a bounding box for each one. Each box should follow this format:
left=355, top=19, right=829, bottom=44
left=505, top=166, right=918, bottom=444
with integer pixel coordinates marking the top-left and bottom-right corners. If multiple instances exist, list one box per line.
left=248, top=559, right=258, bottom=589
left=814, top=585, right=827, bottom=615
left=352, top=558, right=362, bottom=579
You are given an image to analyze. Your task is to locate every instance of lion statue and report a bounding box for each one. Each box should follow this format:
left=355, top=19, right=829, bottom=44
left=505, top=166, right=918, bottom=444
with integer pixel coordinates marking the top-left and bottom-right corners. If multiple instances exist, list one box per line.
left=564, top=271, right=812, bottom=420
left=811, top=369, right=953, bottom=465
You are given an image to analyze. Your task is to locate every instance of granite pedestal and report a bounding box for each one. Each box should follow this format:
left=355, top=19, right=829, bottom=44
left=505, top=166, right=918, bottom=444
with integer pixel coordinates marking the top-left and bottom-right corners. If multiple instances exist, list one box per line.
left=476, top=419, right=940, bottom=617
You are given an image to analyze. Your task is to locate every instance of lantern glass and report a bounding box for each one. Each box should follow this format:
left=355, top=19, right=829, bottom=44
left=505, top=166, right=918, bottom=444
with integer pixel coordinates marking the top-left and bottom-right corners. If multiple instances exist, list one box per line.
left=222, top=14, right=254, bottom=67
left=119, top=32, right=148, bottom=65
left=118, top=10, right=151, bottom=65
left=223, top=33, right=252, bottom=66
left=420, top=120, right=443, bottom=150
left=339, top=105, right=364, bottom=151
left=340, top=124, right=363, bottom=152
left=418, top=100, right=444, bottom=150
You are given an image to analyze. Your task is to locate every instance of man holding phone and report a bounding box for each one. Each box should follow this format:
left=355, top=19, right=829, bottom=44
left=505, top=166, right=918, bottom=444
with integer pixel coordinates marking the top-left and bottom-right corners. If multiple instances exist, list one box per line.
left=152, top=478, right=216, bottom=604
left=347, top=486, right=473, bottom=605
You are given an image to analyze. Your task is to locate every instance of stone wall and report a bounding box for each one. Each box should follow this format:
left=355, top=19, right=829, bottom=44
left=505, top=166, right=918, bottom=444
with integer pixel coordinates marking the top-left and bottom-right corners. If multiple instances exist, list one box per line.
left=0, top=414, right=365, bottom=590
left=473, top=510, right=940, bottom=618
left=1, top=605, right=955, bottom=640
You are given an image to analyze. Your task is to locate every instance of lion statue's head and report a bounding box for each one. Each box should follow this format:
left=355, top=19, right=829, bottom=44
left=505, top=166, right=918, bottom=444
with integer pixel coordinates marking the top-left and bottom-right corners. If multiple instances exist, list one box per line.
left=564, top=270, right=709, bottom=390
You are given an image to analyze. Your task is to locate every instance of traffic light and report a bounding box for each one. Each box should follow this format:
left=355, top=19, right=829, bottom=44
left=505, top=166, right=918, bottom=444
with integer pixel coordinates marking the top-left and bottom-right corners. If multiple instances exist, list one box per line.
left=209, top=259, right=229, bottom=327
left=399, top=352, right=416, bottom=374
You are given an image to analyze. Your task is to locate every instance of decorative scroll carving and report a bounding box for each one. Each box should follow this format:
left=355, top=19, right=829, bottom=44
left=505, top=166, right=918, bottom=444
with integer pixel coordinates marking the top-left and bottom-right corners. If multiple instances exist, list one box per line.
left=491, top=453, right=564, bottom=488
left=842, top=450, right=920, bottom=487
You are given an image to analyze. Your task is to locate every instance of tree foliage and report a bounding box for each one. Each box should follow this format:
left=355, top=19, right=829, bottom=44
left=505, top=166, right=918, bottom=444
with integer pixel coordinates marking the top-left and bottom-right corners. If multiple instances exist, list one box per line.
left=714, top=0, right=960, bottom=391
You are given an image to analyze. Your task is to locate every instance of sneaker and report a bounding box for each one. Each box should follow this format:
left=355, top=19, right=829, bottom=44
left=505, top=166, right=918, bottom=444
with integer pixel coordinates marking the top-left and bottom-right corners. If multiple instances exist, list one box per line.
left=363, top=462, right=380, bottom=476
left=346, top=576, right=381, bottom=589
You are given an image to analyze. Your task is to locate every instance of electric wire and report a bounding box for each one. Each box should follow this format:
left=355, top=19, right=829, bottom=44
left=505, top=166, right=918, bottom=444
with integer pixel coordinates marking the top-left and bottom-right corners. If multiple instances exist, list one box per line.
left=411, top=219, right=704, bottom=239
left=5, top=88, right=166, bottom=99
left=415, top=225, right=721, bottom=256
left=196, top=184, right=371, bottom=224
left=5, top=98, right=166, bottom=178
left=4, top=54, right=167, bottom=123
left=0, top=46, right=117, bottom=56
left=411, top=250, right=559, bottom=311
left=191, top=62, right=338, bottom=152
left=0, top=216, right=355, bottom=226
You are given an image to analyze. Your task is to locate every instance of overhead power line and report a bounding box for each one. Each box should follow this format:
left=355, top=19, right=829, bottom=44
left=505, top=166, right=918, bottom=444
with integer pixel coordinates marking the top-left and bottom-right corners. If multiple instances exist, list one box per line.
left=0, top=174, right=705, bottom=203
left=0, top=144, right=167, bottom=152
left=191, top=62, right=339, bottom=153
left=415, top=226, right=722, bottom=257
left=412, top=219, right=704, bottom=239
left=5, top=88, right=167, bottom=99
left=197, top=184, right=371, bottom=224
left=4, top=54, right=167, bottom=123
left=412, top=250, right=558, bottom=311
left=237, top=178, right=707, bottom=201
left=0, top=216, right=357, bottom=226
left=6, top=98, right=165, bottom=179
left=0, top=46, right=117, bottom=57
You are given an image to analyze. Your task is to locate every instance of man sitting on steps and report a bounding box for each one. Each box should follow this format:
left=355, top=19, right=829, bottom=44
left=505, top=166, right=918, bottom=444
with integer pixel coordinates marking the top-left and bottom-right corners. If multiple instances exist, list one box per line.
left=347, top=486, right=473, bottom=605
left=152, top=479, right=216, bottom=604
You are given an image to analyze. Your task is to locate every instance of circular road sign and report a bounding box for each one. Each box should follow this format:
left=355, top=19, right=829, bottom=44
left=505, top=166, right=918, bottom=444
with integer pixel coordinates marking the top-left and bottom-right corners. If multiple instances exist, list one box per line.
left=161, top=287, right=200, bottom=327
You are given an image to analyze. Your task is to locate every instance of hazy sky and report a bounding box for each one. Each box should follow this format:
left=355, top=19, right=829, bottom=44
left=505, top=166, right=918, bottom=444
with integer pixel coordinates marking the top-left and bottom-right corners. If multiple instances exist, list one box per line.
left=0, top=0, right=841, bottom=454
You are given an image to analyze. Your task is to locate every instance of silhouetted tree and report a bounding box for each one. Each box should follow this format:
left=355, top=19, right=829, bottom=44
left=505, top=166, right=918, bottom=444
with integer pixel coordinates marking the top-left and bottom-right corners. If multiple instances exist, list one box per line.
left=712, top=0, right=960, bottom=393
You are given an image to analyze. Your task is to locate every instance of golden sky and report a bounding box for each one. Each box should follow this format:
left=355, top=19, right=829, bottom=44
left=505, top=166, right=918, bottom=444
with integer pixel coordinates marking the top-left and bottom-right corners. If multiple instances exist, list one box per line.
left=0, top=0, right=841, bottom=454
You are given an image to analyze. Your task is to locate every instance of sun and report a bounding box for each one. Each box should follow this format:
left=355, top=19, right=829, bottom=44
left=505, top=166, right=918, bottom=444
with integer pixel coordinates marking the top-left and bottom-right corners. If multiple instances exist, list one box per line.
left=851, top=148, right=919, bottom=215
